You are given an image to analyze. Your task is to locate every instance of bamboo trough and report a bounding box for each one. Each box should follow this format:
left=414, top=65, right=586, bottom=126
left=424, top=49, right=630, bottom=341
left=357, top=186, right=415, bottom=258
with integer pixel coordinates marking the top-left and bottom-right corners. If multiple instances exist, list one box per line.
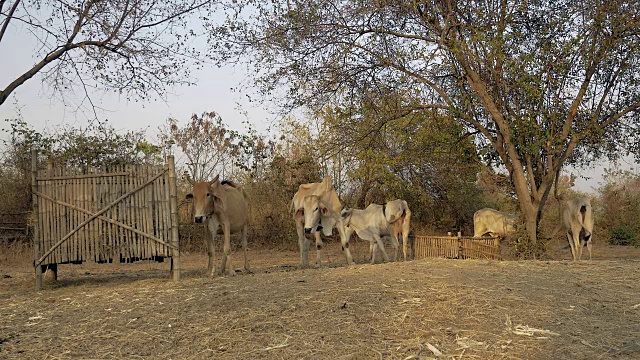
left=31, top=150, right=181, bottom=290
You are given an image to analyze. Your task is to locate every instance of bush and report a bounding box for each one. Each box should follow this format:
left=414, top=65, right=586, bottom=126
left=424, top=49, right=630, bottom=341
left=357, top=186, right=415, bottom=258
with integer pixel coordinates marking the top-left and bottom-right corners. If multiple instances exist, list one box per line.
left=501, top=227, right=547, bottom=260
left=609, top=226, right=638, bottom=247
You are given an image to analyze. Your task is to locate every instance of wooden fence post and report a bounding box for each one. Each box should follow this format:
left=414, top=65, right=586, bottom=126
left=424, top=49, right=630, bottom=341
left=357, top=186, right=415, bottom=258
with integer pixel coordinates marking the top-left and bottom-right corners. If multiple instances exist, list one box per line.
left=457, top=231, right=463, bottom=259
left=168, top=156, right=180, bottom=281
left=32, top=149, right=42, bottom=291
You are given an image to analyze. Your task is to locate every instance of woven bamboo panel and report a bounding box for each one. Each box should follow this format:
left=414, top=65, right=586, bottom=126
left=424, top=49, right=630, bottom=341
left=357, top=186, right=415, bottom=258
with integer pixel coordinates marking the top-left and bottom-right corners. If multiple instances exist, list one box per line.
left=414, top=235, right=500, bottom=260
left=414, top=236, right=459, bottom=259
left=461, top=237, right=501, bottom=260
left=33, top=164, right=173, bottom=266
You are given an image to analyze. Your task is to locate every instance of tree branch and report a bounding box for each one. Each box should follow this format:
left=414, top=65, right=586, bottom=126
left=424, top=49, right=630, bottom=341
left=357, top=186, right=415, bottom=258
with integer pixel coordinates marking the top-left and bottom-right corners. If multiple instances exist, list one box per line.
left=0, top=0, right=20, bottom=44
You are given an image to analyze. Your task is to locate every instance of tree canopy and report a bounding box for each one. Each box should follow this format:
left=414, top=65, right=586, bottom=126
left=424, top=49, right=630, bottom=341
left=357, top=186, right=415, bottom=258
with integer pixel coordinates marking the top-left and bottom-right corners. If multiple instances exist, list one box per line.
left=209, top=0, right=640, bottom=243
left=0, top=0, right=219, bottom=108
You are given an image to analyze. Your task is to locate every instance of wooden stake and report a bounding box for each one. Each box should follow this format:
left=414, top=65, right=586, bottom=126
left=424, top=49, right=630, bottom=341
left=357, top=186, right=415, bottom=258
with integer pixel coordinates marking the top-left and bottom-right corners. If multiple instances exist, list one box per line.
left=168, top=156, right=180, bottom=281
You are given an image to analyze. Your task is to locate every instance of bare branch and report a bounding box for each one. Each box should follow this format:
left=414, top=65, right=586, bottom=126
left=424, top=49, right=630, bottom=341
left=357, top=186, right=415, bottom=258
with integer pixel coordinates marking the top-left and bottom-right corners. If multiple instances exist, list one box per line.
left=0, top=0, right=20, bottom=43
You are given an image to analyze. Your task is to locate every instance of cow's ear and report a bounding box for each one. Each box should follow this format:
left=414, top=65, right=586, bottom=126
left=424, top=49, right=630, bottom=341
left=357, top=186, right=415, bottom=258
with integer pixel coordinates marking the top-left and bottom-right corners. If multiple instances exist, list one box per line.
left=321, top=206, right=330, bottom=216
left=322, top=176, right=333, bottom=191
left=295, top=208, right=304, bottom=217
left=185, top=193, right=193, bottom=200
left=209, top=174, right=220, bottom=187
left=213, top=194, right=226, bottom=211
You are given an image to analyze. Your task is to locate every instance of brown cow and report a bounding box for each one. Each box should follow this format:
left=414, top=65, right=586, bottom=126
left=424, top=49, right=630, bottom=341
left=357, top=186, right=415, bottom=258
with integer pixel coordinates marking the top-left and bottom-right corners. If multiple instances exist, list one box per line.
left=290, top=176, right=354, bottom=267
left=186, top=175, right=249, bottom=277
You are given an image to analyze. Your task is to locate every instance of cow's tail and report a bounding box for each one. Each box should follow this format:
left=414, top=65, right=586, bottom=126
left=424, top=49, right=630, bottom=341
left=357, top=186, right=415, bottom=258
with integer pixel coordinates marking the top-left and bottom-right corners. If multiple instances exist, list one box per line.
left=242, top=187, right=251, bottom=226
left=579, top=202, right=593, bottom=229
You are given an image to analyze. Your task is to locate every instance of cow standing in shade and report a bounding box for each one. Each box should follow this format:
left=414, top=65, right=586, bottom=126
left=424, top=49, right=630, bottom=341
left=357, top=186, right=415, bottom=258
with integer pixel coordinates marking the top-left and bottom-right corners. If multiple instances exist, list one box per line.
left=290, top=176, right=354, bottom=268
left=563, top=197, right=594, bottom=261
left=473, top=208, right=517, bottom=238
left=186, top=175, right=250, bottom=277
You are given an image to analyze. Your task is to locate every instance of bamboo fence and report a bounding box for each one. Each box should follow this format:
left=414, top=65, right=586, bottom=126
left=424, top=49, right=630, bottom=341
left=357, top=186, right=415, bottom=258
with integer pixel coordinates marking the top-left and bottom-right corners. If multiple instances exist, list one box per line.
left=414, top=232, right=501, bottom=260
left=31, top=150, right=180, bottom=290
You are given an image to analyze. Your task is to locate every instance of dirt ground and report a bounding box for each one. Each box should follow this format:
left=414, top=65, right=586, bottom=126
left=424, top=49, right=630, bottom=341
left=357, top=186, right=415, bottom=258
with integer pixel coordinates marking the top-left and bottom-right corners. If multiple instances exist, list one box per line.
left=1, top=239, right=640, bottom=359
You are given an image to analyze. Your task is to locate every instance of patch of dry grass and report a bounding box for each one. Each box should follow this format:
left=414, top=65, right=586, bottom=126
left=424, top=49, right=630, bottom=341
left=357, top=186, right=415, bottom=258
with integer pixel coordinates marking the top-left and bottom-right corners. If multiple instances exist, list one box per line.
left=1, top=241, right=640, bottom=359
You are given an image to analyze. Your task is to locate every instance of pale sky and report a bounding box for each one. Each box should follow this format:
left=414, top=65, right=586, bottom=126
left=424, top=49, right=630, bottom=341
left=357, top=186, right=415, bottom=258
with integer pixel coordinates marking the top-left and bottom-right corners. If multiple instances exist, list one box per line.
left=0, top=13, right=636, bottom=194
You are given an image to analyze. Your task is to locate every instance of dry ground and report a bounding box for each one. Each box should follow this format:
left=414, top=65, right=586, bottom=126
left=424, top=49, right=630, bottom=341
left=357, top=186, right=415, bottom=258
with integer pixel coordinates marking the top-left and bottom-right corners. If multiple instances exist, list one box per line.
left=1, top=239, right=640, bottom=359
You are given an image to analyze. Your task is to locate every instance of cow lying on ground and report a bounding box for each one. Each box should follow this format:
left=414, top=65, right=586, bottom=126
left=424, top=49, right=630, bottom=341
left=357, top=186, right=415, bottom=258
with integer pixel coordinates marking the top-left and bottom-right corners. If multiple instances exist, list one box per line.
left=186, top=175, right=249, bottom=277
left=563, top=197, right=594, bottom=261
left=473, top=208, right=517, bottom=238
left=290, top=176, right=354, bottom=268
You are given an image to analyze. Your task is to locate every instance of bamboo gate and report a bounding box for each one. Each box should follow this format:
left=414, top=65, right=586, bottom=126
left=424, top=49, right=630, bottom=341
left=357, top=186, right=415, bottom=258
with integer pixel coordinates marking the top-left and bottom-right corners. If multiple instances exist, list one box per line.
left=413, top=232, right=501, bottom=260
left=31, top=150, right=181, bottom=290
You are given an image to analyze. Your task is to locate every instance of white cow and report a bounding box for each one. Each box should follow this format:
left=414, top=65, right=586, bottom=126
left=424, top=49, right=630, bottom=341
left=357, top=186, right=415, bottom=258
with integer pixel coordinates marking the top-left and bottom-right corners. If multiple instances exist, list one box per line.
left=341, top=204, right=396, bottom=263
left=186, top=175, right=249, bottom=277
left=341, top=199, right=411, bottom=263
left=473, top=208, right=517, bottom=238
left=563, top=197, right=594, bottom=261
left=290, top=176, right=354, bottom=267
left=383, top=199, right=412, bottom=261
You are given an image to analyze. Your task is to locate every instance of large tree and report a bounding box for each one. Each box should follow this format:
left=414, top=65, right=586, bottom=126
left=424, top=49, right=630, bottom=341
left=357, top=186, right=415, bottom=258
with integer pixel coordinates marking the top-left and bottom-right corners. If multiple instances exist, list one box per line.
left=208, top=0, right=640, bottom=243
left=0, top=0, right=218, bottom=107
left=317, top=92, right=485, bottom=231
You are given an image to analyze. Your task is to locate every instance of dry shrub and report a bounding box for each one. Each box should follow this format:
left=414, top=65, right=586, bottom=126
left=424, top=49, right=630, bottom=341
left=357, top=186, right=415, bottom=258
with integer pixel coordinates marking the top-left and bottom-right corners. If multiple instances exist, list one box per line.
left=501, top=226, right=547, bottom=260
left=0, top=238, right=32, bottom=268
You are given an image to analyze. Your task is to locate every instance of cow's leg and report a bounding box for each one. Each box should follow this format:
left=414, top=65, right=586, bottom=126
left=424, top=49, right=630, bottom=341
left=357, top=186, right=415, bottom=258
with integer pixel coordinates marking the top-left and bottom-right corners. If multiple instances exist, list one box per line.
left=241, top=225, right=250, bottom=272
left=402, top=217, right=410, bottom=261
left=206, top=221, right=218, bottom=277
left=566, top=231, right=577, bottom=261
left=373, top=234, right=390, bottom=263
left=390, top=234, right=399, bottom=262
left=314, top=230, right=323, bottom=267
left=337, top=221, right=355, bottom=265
left=295, top=218, right=309, bottom=268
left=370, top=241, right=377, bottom=264
left=220, top=222, right=234, bottom=275
left=578, top=231, right=585, bottom=261
left=402, top=232, right=407, bottom=261
left=586, top=238, right=593, bottom=260
left=572, top=224, right=583, bottom=261
left=369, top=242, right=376, bottom=263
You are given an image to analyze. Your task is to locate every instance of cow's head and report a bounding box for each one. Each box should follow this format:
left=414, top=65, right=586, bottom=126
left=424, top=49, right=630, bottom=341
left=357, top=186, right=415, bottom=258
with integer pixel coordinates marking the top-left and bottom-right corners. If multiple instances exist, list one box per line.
left=384, top=200, right=407, bottom=223
left=504, top=215, right=517, bottom=235
left=302, top=195, right=330, bottom=234
left=185, top=175, right=224, bottom=224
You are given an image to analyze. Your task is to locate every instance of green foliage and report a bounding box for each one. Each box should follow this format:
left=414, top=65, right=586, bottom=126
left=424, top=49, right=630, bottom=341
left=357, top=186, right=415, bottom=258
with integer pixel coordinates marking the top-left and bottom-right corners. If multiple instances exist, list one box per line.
left=597, top=170, right=640, bottom=246
left=316, top=94, right=487, bottom=233
left=2, top=119, right=162, bottom=171
left=209, top=0, right=640, bottom=245
left=609, top=226, right=638, bottom=247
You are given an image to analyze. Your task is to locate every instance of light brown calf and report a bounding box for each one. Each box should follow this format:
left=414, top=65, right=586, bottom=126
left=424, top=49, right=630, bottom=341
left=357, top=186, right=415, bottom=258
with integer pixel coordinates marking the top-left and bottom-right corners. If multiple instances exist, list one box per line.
left=186, top=175, right=249, bottom=277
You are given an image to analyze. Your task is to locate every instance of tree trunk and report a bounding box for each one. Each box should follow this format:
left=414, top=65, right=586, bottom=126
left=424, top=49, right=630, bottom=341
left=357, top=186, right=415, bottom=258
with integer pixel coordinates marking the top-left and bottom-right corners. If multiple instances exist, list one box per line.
left=510, top=164, right=540, bottom=244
